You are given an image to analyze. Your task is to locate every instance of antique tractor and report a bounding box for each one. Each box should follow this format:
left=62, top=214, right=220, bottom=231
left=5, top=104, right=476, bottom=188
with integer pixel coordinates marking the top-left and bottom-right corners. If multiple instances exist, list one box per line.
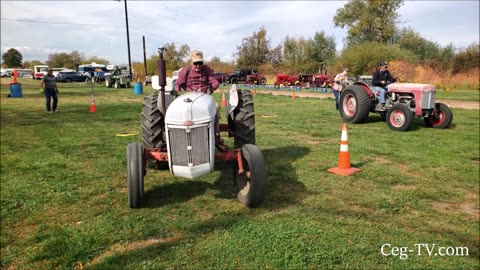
left=126, top=48, right=266, bottom=208
left=339, top=82, right=453, bottom=131
left=105, top=66, right=131, bottom=89
left=245, top=72, right=267, bottom=85
left=274, top=74, right=296, bottom=87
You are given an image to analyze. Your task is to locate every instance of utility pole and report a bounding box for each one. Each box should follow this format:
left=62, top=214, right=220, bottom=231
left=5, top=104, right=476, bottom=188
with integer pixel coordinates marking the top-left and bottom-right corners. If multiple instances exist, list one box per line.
left=143, top=36, right=147, bottom=80
left=123, top=0, right=133, bottom=82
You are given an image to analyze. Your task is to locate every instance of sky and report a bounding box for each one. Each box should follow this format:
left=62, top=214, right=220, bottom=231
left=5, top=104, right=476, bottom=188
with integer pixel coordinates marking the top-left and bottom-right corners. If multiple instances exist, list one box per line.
left=1, top=1, right=479, bottom=66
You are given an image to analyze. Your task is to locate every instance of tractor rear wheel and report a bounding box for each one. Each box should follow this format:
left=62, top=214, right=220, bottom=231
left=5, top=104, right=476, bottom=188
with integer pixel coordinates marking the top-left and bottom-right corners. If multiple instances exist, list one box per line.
left=141, top=93, right=166, bottom=149
left=234, top=90, right=255, bottom=148
left=339, top=85, right=371, bottom=123
left=127, top=142, right=144, bottom=208
left=423, top=103, right=453, bottom=129
left=260, top=78, right=267, bottom=85
left=233, top=144, right=266, bottom=208
left=386, top=103, right=414, bottom=131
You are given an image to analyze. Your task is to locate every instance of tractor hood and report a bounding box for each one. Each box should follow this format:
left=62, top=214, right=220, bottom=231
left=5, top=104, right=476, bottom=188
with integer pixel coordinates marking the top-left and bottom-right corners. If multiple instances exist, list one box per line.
left=388, top=83, right=435, bottom=93
left=165, top=92, right=216, bottom=125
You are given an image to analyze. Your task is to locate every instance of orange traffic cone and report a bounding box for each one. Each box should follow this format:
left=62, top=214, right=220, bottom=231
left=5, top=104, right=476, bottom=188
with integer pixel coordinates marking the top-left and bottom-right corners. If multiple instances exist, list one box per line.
left=136, top=73, right=141, bottom=83
left=90, top=99, right=96, bottom=113
left=328, top=123, right=361, bottom=176
left=253, top=89, right=257, bottom=96
left=11, top=68, right=18, bottom=84
left=221, top=89, right=227, bottom=107
left=291, top=92, right=296, bottom=99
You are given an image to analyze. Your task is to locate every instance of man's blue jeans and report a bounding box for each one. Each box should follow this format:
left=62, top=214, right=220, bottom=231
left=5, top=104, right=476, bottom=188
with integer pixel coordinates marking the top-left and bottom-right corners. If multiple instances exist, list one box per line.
left=372, top=86, right=386, bottom=104
left=45, top=88, right=58, bottom=112
left=332, top=90, right=340, bottom=110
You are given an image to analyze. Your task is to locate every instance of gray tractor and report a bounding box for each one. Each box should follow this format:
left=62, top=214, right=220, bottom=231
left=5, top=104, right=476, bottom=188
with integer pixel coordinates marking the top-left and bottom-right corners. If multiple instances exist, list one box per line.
left=126, top=48, right=266, bottom=208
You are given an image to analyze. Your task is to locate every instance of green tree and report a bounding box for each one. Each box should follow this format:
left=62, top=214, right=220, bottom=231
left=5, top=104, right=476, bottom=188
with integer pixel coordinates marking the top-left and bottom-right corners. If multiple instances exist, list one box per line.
left=282, top=32, right=336, bottom=73
left=83, top=56, right=109, bottom=65
left=336, top=42, right=416, bottom=76
left=2, top=48, right=23, bottom=67
left=47, top=51, right=83, bottom=69
left=452, top=43, right=480, bottom=73
left=333, top=0, right=404, bottom=46
left=235, top=27, right=271, bottom=67
left=307, top=31, right=336, bottom=70
left=22, top=60, right=44, bottom=69
left=144, top=43, right=190, bottom=77
left=268, top=45, right=283, bottom=68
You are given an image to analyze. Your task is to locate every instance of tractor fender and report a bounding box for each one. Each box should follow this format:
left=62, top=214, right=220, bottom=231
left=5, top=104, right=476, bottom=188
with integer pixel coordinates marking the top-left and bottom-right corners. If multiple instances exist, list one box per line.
left=226, top=84, right=239, bottom=117
left=353, top=82, right=374, bottom=98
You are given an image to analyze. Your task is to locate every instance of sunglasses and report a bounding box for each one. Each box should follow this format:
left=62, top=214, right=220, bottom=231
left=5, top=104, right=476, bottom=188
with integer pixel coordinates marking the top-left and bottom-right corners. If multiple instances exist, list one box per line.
left=193, top=62, right=203, bottom=66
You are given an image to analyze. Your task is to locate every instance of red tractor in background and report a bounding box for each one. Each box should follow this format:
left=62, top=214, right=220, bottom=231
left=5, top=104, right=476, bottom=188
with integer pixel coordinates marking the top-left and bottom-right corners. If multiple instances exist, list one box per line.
left=245, top=72, right=267, bottom=85
left=273, top=74, right=297, bottom=87
left=312, top=62, right=334, bottom=88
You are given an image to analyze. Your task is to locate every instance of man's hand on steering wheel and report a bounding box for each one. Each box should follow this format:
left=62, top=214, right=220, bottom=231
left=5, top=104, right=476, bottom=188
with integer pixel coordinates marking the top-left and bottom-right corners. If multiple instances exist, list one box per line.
left=178, top=79, right=213, bottom=94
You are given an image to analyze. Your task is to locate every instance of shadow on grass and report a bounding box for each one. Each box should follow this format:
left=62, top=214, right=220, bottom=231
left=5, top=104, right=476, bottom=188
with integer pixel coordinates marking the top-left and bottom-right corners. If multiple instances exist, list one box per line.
left=210, top=145, right=309, bottom=209
left=143, top=180, right=211, bottom=208
left=143, top=146, right=309, bottom=210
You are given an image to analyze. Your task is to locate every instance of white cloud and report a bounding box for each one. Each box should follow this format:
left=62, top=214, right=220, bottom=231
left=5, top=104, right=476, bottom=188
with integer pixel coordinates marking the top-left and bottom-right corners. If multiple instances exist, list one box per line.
left=1, top=1, right=478, bottom=65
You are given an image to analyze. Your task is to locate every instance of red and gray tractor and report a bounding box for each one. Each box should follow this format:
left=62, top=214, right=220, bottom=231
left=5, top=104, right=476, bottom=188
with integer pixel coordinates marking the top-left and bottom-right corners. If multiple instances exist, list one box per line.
left=339, top=81, right=453, bottom=131
left=126, top=48, right=266, bottom=208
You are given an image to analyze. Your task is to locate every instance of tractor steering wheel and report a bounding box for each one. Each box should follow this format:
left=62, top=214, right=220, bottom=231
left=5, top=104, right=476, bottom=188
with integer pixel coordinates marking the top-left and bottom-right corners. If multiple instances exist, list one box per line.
left=178, top=79, right=213, bottom=94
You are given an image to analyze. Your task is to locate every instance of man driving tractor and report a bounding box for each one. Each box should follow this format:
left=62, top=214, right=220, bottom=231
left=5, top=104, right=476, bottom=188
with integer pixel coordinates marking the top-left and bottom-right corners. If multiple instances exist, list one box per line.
left=372, top=61, right=397, bottom=109
left=175, top=50, right=219, bottom=93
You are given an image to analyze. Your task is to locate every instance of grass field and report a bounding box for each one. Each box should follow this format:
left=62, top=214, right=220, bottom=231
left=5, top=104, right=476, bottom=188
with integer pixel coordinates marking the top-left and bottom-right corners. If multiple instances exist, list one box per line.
left=1, top=78, right=479, bottom=269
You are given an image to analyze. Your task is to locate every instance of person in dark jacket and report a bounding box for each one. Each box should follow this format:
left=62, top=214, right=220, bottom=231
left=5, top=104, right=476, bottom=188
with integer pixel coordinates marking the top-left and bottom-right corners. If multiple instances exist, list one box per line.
left=40, top=68, right=59, bottom=113
left=372, top=62, right=396, bottom=108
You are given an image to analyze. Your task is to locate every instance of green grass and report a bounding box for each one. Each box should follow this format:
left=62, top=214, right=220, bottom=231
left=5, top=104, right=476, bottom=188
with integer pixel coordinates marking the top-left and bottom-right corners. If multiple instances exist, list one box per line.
left=1, top=78, right=479, bottom=269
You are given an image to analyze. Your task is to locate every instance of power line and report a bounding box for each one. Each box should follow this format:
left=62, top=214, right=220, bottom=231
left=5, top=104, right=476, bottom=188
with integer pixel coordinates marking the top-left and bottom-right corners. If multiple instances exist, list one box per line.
left=1, top=18, right=123, bottom=27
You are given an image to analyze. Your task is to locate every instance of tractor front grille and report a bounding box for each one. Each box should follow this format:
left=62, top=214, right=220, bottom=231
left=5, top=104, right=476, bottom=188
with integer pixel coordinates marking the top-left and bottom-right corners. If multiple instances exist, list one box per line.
left=168, top=125, right=210, bottom=166
left=421, top=91, right=435, bottom=109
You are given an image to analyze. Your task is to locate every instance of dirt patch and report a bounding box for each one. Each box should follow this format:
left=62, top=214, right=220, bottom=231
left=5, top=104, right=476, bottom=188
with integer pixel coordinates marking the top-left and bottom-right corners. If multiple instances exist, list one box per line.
left=392, top=184, right=417, bottom=191
left=87, top=233, right=182, bottom=266
left=351, top=204, right=374, bottom=215
left=252, top=90, right=479, bottom=110
left=432, top=193, right=479, bottom=219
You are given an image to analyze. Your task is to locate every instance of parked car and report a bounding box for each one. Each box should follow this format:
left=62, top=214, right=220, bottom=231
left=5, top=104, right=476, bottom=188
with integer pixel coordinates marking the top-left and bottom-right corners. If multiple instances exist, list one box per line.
left=56, top=71, right=89, bottom=82
left=225, top=69, right=258, bottom=84
left=212, top=72, right=227, bottom=84
left=1, top=70, right=12, bottom=77
left=358, top=75, right=373, bottom=86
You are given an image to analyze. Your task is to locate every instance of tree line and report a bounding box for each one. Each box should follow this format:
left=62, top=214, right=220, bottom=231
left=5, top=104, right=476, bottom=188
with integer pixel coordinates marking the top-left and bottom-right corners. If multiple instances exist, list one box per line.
left=2, top=0, right=479, bottom=84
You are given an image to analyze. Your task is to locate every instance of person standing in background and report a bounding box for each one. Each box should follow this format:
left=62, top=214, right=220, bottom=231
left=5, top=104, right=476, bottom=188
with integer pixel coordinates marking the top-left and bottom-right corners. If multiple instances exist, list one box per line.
left=40, top=68, right=59, bottom=113
left=332, top=68, right=349, bottom=110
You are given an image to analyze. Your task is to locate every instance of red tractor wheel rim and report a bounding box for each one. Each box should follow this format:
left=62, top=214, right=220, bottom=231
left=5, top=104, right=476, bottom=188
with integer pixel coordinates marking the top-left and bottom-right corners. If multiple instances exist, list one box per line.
left=432, top=110, right=445, bottom=126
left=390, top=109, right=406, bottom=128
left=343, top=94, right=357, bottom=117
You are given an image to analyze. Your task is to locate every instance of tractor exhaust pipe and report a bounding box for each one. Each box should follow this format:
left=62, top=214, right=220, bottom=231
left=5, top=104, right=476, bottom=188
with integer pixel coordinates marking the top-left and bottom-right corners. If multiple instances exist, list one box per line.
left=157, top=47, right=167, bottom=115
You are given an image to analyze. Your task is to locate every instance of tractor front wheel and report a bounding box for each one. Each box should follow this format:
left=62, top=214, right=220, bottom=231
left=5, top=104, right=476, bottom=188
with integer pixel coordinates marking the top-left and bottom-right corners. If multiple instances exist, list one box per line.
left=114, top=80, right=120, bottom=89
left=424, top=103, right=453, bottom=129
left=233, top=144, right=266, bottom=208
left=233, top=90, right=255, bottom=148
left=127, top=142, right=144, bottom=208
left=339, top=85, right=371, bottom=123
left=386, top=103, right=414, bottom=131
